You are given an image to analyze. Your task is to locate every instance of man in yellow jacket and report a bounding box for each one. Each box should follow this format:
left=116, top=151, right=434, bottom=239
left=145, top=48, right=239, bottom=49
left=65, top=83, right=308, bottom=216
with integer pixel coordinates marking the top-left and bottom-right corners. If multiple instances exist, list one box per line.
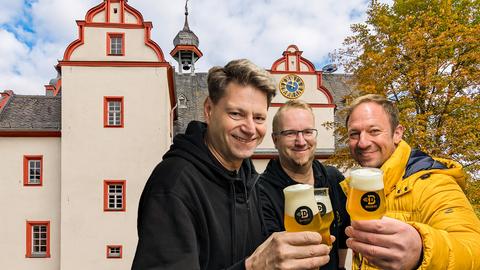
left=342, top=94, right=480, bottom=270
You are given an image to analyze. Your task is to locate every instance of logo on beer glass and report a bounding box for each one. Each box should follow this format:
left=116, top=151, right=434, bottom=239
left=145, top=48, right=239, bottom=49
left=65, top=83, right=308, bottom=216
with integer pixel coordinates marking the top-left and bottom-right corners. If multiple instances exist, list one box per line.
left=317, top=202, right=327, bottom=215
left=360, top=192, right=381, bottom=212
left=294, top=206, right=314, bottom=225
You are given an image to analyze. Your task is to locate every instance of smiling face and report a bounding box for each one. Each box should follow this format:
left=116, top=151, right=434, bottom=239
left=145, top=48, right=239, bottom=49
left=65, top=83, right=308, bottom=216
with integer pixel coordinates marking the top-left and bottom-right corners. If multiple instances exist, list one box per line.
left=347, top=102, right=404, bottom=168
left=273, top=108, right=316, bottom=171
left=204, top=82, right=268, bottom=170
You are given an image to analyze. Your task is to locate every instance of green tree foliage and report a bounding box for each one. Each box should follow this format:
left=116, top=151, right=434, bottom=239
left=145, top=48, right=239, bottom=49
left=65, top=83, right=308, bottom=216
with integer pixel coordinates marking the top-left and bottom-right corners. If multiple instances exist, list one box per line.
left=329, top=0, right=479, bottom=211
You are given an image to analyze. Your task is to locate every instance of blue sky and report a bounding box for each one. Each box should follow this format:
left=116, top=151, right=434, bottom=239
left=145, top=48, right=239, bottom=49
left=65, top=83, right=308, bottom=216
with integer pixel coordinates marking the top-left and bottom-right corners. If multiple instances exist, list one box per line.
left=0, top=0, right=390, bottom=95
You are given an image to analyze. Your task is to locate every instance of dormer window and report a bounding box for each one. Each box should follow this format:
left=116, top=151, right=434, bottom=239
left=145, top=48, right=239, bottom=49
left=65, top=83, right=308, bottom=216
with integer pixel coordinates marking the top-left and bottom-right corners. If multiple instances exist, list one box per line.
left=107, top=33, right=125, bottom=56
left=178, top=94, right=187, bottom=108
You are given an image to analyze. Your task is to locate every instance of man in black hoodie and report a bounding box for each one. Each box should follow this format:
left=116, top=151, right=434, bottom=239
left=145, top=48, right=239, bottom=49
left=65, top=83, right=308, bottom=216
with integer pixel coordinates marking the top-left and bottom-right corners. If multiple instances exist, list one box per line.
left=132, top=59, right=332, bottom=270
left=259, top=100, right=350, bottom=269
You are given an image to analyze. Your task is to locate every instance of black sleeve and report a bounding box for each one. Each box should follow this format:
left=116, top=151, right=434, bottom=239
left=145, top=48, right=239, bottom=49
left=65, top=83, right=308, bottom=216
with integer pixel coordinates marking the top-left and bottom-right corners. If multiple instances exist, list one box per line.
left=325, top=166, right=350, bottom=249
left=258, top=181, right=284, bottom=236
left=132, top=191, right=201, bottom=270
left=325, top=165, right=345, bottom=184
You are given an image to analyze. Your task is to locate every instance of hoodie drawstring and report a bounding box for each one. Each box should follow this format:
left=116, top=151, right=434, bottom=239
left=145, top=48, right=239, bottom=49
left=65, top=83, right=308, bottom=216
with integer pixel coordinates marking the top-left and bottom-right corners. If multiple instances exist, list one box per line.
left=230, top=181, right=237, bottom=265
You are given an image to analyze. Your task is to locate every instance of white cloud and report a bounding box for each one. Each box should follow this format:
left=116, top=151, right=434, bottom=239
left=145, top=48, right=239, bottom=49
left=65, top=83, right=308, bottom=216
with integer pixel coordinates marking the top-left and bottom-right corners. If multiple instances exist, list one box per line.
left=31, top=0, right=98, bottom=42
left=0, top=29, right=29, bottom=72
left=0, top=0, right=24, bottom=24
left=0, top=29, right=65, bottom=94
left=0, top=0, right=379, bottom=95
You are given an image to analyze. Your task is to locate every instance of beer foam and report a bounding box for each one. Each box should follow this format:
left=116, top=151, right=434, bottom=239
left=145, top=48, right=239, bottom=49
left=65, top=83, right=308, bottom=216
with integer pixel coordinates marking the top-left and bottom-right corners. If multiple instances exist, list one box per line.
left=283, top=184, right=319, bottom=216
left=284, top=183, right=312, bottom=192
left=350, top=168, right=384, bottom=191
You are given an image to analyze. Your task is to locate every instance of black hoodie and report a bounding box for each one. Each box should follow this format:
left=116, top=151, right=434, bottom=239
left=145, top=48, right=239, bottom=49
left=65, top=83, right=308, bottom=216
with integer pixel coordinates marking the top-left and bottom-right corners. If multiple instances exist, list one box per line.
left=259, top=159, right=350, bottom=270
left=132, top=121, right=266, bottom=270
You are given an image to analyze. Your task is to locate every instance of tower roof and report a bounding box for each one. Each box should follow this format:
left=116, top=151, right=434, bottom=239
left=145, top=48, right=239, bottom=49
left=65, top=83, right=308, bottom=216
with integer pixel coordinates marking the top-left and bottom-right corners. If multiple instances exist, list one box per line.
left=173, top=0, right=199, bottom=47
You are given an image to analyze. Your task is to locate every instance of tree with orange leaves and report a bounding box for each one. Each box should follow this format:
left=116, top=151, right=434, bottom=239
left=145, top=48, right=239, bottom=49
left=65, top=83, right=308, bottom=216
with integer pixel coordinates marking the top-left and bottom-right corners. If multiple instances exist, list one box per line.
left=330, top=0, right=479, bottom=207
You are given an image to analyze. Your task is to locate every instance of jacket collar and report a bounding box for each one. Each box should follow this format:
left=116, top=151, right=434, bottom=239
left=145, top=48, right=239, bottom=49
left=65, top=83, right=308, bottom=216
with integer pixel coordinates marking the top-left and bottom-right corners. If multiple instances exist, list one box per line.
left=380, top=140, right=411, bottom=196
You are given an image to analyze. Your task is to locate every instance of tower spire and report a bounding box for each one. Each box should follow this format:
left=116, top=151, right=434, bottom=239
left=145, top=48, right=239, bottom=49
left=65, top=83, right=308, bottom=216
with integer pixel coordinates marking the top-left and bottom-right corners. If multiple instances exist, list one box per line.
left=183, top=0, right=190, bottom=31
left=170, top=0, right=203, bottom=74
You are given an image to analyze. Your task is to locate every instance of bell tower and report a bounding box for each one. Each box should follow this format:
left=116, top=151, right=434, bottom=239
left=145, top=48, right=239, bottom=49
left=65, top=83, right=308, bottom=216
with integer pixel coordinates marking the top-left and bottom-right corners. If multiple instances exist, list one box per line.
left=170, top=0, right=203, bottom=74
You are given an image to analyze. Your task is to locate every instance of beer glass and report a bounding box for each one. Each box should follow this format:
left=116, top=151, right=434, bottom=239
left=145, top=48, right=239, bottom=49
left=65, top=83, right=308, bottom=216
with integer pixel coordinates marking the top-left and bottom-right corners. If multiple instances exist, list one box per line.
left=347, top=167, right=386, bottom=220
left=283, top=184, right=327, bottom=243
left=314, top=187, right=333, bottom=246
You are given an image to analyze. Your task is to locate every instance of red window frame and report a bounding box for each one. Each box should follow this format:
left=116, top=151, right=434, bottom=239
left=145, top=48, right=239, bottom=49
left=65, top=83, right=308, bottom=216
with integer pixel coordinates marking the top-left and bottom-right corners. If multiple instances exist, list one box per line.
left=23, top=155, right=43, bottom=186
left=106, top=245, right=123, bottom=259
left=106, top=32, right=125, bottom=56
left=104, top=96, right=124, bottom=128
left=104, top=180, right=126, bottom=212
left=26, top=221, right=51, bottom=258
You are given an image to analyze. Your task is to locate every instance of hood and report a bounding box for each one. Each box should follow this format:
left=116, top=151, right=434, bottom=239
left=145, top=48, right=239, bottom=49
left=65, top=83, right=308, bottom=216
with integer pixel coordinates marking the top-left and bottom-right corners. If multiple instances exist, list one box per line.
left=381, top=140, right=467, bottom=194
left=404, top=148, right=447, bottom=178
left=163, top=120, right=257, bottom=188
left=404, top=148, right=466, bottom=188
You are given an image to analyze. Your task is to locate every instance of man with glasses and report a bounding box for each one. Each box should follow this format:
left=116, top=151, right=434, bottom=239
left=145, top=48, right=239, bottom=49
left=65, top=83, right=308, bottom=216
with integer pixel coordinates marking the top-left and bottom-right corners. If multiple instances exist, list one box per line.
left=260, top=99, right=350, bottom=269
left=133, top=61, right=333, bottom=270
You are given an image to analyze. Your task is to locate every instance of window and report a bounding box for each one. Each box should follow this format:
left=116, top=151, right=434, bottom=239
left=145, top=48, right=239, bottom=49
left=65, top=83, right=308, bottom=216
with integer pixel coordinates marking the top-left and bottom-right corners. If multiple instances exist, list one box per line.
left=106, top=245, right=122, bottom=259
left=23, top=155, right=43, bottom=186
left=26, top=221, right=50, bottom=258
left=107, top=33, right=125, bottom=56
left=104, top=180, right=126, bottom=211
left=104, top=96, right=124, bottom=128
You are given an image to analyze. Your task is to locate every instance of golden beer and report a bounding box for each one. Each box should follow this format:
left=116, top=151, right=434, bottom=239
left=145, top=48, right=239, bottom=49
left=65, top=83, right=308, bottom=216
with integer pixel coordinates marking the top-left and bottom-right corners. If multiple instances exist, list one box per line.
left=283, top=184, right=332, bottom=245
left=347, top=168, right=386, bottom=220
left=314, top=187, right=334, bottom=246
left=284, top=213, right=322, bottom=233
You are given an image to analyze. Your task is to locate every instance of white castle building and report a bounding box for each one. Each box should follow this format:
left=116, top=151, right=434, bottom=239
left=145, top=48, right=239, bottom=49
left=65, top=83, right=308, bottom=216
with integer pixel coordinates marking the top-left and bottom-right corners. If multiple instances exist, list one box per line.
left=0, top=0, right=352, bottom=269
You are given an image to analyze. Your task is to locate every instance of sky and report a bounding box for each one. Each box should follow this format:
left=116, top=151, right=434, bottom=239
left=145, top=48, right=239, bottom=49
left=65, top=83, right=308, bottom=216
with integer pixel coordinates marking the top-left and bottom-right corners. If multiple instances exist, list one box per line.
left=0, top=0, right=391, bottom=95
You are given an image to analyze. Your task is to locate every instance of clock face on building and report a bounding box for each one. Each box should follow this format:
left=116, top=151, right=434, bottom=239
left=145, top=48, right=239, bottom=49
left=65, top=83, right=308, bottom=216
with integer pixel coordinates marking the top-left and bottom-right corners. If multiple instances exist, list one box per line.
left=279, top=74, right=305, bottom=99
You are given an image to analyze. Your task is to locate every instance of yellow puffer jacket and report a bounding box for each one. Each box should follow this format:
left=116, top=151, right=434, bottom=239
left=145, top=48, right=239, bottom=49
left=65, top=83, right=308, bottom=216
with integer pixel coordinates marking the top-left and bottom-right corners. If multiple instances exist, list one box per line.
left=341, top=140, right=480, bottom=270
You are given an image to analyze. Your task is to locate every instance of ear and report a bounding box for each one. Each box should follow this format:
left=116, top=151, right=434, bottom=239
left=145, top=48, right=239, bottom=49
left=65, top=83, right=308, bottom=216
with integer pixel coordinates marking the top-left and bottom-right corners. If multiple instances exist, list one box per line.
left=272, top=133, right=280, bottom=150
left=393, top=124, right=404, bottom=145
left=204, top=97, right=213, bottom=124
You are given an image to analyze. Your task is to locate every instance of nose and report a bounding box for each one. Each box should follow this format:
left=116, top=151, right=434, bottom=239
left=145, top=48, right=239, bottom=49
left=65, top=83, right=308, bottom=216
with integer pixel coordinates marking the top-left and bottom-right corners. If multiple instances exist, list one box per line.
left=241, top=117, right=256, bottom=136
left=294, top=131, right=307, bottom=145
left=357, top=132, right=370, bottom=149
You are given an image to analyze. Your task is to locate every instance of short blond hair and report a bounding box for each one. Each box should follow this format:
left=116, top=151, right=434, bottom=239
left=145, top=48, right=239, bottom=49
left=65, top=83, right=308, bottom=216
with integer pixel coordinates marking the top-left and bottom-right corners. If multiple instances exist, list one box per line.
left=272, top=99, right=314, bottom=132
left=345, top=94, right=400, bottom=132
left=207, top=59, right=276, bottom=106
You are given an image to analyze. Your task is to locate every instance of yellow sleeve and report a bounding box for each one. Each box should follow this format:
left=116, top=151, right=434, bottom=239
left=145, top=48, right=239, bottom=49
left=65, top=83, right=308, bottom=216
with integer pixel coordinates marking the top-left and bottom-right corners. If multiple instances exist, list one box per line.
left=409, top=174, right=480, bottom=270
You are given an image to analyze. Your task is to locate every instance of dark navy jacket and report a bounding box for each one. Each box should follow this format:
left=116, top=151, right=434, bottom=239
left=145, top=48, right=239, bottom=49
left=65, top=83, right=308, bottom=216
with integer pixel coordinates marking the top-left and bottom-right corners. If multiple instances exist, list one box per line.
left=259, top=159, right=349, bottom=270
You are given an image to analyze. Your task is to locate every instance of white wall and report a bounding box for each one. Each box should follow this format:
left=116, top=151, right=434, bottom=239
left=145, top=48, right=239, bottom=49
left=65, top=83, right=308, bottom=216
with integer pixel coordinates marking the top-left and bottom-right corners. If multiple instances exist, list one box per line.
left=0, top=137, right=60, bottom=270
left=60, top=64, right=171, bottom=269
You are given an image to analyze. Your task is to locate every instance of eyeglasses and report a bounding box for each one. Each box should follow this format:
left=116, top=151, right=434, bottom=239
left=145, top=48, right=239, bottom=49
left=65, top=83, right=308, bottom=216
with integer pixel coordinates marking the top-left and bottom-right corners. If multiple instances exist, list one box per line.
left=273, top=129, right=318, bottom=139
